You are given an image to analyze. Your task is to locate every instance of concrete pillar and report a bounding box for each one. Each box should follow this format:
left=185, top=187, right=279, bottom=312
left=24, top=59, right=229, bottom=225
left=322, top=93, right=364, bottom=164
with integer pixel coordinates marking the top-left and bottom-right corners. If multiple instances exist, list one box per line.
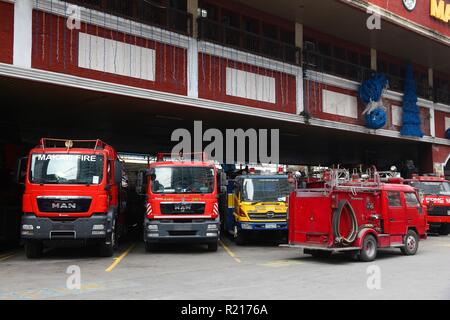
left=295, top=22, right=304, bottom=115
left=370, top=48, right=377, bottom=71
left=430, top=107, right=436, bottom=138
left=187, top=0, right=199, bottom=38
left=13, top=0, right=33, bottom=68
left=295, top=23, right=303, bottom=49
left=428, top=68, right=434, bottom=89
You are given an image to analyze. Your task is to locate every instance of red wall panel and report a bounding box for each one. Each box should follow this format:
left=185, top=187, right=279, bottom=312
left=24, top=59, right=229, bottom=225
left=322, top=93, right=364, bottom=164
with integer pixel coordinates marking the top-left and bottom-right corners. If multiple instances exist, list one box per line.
left=368, top=0, right=450, bottom=38
left=303, top=80, right=366, bottom=126
left=198, top=54, right=297, bottom=114
left=32, top=11, right=187, bottom=95
left=0, top=1, right=14, bottom=64
left=304, top=79, right=431, bottom=135
left=435, top=110, right=450, bottom=138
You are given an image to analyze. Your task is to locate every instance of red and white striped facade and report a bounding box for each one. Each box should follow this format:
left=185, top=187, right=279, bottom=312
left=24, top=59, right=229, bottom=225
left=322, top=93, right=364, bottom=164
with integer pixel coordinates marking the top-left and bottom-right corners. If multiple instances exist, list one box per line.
left=1, top=0, right=450, bottom=169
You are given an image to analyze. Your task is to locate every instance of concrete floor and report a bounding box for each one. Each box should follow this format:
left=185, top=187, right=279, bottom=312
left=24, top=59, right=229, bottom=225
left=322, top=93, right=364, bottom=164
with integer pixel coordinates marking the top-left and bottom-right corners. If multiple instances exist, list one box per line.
left=0, top=235, right=449, bottom=300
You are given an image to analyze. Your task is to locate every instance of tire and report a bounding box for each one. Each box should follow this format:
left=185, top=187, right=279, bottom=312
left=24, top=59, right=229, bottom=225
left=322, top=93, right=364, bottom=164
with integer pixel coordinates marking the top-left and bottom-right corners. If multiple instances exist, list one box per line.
left=25, top=240, right=43, bottom=259
left=359, top=235, right=377, bottom=262
left=99, top=219, right=116, bottom=257
left=401, top=230, right=419, bottom=256
left=234, top=226, right=245, bottom=246
left=438, top=224, right=450, bottom=236
left=207, top=242, right=218, bottom=252
left=144, top=242, right=158, bottom=252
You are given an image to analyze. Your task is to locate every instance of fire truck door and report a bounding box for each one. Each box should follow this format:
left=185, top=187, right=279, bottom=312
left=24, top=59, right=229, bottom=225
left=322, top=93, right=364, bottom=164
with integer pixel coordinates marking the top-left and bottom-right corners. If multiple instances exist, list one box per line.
left=404, top=192, right=426, bottom=231
left=386, top=191, right=407, bottom=236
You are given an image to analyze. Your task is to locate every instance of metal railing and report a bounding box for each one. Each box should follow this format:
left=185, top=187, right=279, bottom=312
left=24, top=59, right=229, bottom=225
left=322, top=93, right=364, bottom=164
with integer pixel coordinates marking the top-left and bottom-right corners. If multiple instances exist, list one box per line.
left=435, top=88, right=450, bottom=105
left=198, top=17, right=301, bottom=65
left=303, top=50, right=373, bottom=83
left=64, top=0, right=193, bottom=36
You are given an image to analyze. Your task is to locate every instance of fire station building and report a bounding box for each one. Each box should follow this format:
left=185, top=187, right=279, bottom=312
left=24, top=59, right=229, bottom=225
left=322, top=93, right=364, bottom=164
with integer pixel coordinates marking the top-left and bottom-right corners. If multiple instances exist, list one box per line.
left=1, top=0, right=450, bottom=174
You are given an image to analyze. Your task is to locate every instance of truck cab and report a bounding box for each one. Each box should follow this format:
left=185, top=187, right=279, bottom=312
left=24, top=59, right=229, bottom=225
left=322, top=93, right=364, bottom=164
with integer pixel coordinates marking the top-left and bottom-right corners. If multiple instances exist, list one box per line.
left=20, top=139, right=127, bottom=258
left=138, top=153, right=220, bottom=252
left=224, top=174, right=292, bottom=245
left=405, top=175, right=450, bottom=235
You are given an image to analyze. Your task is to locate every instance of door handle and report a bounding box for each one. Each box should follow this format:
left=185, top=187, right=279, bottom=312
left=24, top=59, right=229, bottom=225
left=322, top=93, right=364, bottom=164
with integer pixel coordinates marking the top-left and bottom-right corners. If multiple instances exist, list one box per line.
left=390, top=218, right=395, bottom=222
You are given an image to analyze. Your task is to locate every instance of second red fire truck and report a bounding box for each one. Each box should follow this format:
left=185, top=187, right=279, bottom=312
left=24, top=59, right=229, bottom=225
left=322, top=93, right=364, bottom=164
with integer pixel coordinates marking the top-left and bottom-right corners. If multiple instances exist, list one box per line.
left=137, top=153, right=221, bottom=252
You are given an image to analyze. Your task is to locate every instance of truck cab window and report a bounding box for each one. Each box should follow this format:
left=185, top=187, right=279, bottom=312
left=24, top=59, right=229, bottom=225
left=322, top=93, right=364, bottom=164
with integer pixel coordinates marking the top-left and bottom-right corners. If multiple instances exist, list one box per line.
left=387, top=192, right=402, bottom=207
left=405, top=192, right=420, bottom=208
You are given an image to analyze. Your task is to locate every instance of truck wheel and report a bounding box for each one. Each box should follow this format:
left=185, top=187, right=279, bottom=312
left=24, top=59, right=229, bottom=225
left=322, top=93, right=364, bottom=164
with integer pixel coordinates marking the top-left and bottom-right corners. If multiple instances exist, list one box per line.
left=438, top=224, right=450, bottom=236
left=207, top=242, right=218, bottom=252
left=25, top=240, right=43, bottom=259
left=401, top=230, right=419, bottom=256
left=234, top=226, right=245, bottom=246
left=359, top=235, right=377, bottom=262
left=99, top=220, right=116, bottom=257
left=144, top=242, right=158, bottom=252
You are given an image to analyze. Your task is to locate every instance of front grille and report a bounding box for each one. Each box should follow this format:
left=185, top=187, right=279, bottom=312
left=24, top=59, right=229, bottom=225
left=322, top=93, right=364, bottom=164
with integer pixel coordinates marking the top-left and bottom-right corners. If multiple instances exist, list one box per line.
left=37, top=197, right=92, bottom=213
left=428, top=206, right=450, bottom=217
left=160, top=203, right=205, bottom=215
left=168, top=231, right=198, bottom=236
left=249, top=212, right=287, bottom=220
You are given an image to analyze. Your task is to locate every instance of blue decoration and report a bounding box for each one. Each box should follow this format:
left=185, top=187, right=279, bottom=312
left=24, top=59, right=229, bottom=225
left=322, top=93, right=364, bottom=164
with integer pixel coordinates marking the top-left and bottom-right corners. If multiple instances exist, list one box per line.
left=446, top=128, right=450, bottom=139
left=359, top=73, right=388, bottom=129
left=400, top=64, right=423, bottom=138
left=365, top=108, right=387, bottom=130
left=359, top=74, right=388, bottom=105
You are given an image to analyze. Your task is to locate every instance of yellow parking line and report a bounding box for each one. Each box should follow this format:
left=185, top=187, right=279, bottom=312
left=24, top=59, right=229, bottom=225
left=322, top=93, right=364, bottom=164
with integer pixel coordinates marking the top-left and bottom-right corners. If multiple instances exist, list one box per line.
left=105, top=244, right=135, bottom=272
left=219, top=239, right=241, bottom=263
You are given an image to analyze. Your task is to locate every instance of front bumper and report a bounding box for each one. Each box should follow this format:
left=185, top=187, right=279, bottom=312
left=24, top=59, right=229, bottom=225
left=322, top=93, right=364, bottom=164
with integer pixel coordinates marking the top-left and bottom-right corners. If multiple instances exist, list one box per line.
left=144, top=218, right=220, bottom=243
left=21, top=213, right=112, bottom=240
left=237, top=221, right=288, bottom=231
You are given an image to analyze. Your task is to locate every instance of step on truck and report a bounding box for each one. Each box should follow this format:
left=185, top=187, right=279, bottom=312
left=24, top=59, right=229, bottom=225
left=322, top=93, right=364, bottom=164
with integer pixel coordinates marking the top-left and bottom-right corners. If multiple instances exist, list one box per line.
left=222, top=167, right=294, bottom=245
left=20, top=138, right=128, bottom=258
left=137, top=153, right=220, bottom=252
left=287, top=168, right=428, bottom=262
left=405, top=175, right=450, bottom=236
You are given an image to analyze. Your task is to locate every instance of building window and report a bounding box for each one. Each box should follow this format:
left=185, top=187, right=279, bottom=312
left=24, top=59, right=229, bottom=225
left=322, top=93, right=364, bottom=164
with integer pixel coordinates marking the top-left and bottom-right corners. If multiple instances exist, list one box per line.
left=197, top=0, right=298, bottom=64
left=303, top=35, right=371, bottom=83
left=65, top=0, right=191, bottom=35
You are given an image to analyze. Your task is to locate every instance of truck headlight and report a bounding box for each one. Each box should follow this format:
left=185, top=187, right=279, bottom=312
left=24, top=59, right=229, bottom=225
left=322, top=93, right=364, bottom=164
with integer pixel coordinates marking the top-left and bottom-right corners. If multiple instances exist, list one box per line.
left=207, top=224, right=218, bottom=230
left=206, top=232, right=218, bottom=237
left=22, top=225, right=34, bottom=230
left=241, top=223, right=252, bottom=230
left=92, top=224, right=105, bottom=230
left=148, top=225, right=158, bottom=231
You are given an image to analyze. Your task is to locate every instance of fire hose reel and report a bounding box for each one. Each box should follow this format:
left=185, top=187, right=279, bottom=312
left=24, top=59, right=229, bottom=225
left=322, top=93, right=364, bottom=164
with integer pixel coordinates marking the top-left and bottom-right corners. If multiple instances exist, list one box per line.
left=332, top=200, right=358, bottom=245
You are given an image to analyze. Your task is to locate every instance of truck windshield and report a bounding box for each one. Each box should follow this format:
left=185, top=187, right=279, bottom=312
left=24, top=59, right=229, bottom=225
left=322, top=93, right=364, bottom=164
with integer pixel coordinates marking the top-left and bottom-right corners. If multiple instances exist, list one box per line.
left=409, top=181, right=450, bottom=196
left=241, top=178, right=291, bottom=202
left=30, top=153, right=104, bottom=185
left=151, top=166, right=215, bottom=194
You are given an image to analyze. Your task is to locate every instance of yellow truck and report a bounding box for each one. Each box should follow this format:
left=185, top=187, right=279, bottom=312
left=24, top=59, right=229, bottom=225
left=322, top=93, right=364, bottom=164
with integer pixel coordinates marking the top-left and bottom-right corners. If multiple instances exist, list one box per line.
left=223, top=174, right=292, bottom=245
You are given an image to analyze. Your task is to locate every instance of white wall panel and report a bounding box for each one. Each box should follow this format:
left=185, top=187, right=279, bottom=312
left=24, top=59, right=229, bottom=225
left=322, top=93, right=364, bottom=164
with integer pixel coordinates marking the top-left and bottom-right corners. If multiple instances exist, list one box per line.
left=78, top=32, right=155, bottom=81
left=226, top=67, right=275, bottom=103
left=322, top=89, right=358, bottom=119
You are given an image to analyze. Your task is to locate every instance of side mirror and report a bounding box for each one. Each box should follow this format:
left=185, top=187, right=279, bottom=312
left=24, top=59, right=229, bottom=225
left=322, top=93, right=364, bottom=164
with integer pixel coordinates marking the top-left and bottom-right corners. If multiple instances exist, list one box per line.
left=15, top=157, right=28, bottom=185
left=220, top=186, right=227, bottom=194
left=104, top=184, right=112, bottom=191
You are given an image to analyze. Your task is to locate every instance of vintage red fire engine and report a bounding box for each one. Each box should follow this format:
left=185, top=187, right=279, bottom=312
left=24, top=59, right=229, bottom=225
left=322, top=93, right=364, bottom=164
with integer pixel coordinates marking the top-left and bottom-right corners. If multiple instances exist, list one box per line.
left=287, top=169, right=428, bottom=262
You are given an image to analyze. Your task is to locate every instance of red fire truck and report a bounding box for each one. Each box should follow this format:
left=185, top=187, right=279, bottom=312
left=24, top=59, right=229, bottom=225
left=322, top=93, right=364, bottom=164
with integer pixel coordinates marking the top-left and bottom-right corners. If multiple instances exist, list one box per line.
left=287, top=169, right=428, bottom=262
left=20, top=138, right=127, bottom=258
left=405, top=175, right=450, bottom=236
left=137, top=153, right=220, bottom=252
